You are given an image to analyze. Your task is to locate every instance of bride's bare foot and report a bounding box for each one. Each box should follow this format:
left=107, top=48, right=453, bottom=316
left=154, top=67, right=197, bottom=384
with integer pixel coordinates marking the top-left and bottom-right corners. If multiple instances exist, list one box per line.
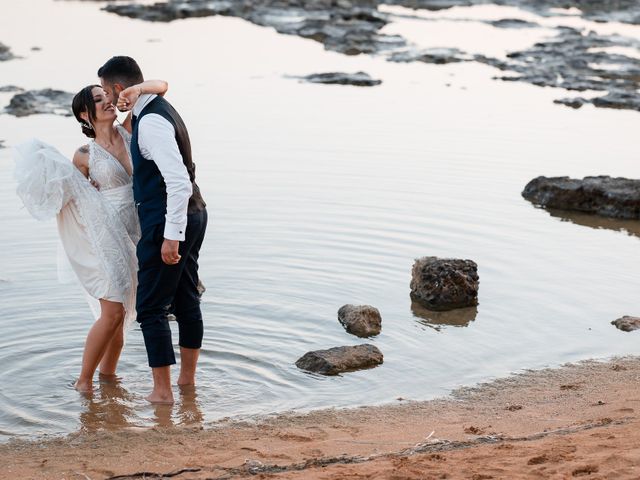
left=74, top=379, right=93, bottom=393
left=145, top=390, right=174, bottom=404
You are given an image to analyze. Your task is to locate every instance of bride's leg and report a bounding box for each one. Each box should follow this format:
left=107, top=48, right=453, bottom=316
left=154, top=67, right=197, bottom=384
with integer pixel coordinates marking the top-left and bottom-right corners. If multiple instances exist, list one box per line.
left=98, top=324, right=124, bottom=376
left=75, top=300, right=125, bottom=392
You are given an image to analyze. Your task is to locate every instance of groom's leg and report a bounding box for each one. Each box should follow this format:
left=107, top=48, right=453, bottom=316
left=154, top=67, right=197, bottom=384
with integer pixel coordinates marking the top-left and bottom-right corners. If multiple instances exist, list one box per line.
left=173, top=209, right=207, bottom=385
left=136, top=223, right=188, bottom=368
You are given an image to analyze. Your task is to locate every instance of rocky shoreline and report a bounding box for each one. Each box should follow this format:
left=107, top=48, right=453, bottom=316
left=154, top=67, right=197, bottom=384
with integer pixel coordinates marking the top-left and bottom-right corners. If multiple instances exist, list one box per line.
left=100, top=0, right=640, bottom=111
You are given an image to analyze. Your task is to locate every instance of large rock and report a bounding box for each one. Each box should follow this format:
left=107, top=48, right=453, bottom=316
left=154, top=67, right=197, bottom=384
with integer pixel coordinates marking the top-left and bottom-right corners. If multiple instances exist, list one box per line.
left=410, top=257, right=479, bottom=311
left=522, top=176, right=640, bottom=220
left=300, top=72, right=382, bottom=86
left=338, top=304, right=382, bottom=337
left=296, top=344, right=383, bottom=375
left=4, top=89, right=74, bottom=117
left=611, top=316, right=640, bottom=332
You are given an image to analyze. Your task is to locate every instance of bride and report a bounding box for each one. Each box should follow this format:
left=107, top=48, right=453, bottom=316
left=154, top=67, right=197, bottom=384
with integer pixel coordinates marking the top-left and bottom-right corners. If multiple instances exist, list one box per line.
left=15, top=79, right=167, bottom=393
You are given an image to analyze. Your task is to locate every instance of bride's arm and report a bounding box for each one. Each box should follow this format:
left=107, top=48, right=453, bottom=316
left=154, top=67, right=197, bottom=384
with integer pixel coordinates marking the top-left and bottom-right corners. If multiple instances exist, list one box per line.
left=119, top=80, right=169, bottom=133
left=72, top=145, right=90, bottom=178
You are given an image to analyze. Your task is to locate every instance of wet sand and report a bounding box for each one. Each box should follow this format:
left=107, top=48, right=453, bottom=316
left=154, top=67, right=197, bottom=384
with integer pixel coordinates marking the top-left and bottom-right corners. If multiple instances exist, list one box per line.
left=2, top=356, right=640, bottom=479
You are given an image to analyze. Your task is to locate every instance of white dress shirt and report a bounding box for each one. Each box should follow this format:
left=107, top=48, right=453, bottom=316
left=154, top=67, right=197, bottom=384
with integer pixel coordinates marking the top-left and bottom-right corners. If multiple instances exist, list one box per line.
left=132, top=93, right=192, bottom=241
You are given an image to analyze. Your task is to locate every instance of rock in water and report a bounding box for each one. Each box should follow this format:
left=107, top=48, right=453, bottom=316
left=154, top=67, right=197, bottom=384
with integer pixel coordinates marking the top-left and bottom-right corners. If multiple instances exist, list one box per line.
left=300, top=72, right=382, bottom=86
left=0, top=42, right=16, bottom=61
left=338, top=304, right=382, bottom=337
left=611, top=316, right=640, bottom=332
left=410, top=257, right=479, bottom=311
left=296, top=344, right=383, bottom=375
left=5, top=89, right=74, bottom=117
left=522, top=176, right=640, bottom=220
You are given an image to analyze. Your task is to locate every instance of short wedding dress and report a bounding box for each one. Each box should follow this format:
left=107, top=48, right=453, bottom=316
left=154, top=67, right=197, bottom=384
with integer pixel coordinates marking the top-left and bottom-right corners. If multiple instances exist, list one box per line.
left=15, top=125, right=140, bottom=329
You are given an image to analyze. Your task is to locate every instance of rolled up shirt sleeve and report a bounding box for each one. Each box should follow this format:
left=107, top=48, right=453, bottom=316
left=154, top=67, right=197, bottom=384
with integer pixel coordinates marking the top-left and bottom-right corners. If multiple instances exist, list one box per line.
left=137, top=113, right=192, bottom=241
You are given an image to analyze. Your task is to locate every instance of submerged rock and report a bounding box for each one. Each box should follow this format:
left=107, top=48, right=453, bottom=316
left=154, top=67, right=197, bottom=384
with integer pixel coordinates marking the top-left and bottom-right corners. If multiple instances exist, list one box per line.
left=611, top=316, right=640, bottom=332
left=0, top=42, right=16, bottom=61
left=300, top=72, right=382, bottom=86
left=4, top=89, right=74, bottom=117
left=389, top=47, right=469, bottom=64
left=522, top=176, right=640, bottom=220
left=410, top=257, right=479, bottom=311
left=338, top=304, right=382, bottom=337
left=296, top=344, right=383, bottom=375
left=488, top=18, right=538, bottom=29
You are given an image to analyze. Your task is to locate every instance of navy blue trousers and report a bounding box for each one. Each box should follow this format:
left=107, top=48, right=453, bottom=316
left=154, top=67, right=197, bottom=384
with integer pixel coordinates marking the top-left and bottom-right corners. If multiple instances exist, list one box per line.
left=136, top=208, right=207, bottom=368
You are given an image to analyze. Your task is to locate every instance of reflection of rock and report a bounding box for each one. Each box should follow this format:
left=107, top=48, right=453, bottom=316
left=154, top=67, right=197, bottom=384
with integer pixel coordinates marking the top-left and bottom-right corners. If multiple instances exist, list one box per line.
left=411, top=300, right=477, bottom=329
left=476, top=28, right=640, bottom=112
left=410, top=257, right=479, bottom=311
left=0, top=42, right=16, bottom=61
left=523, top=176, right=640, bottom=220
left=545, top=208, right=640, bottom=238
left=300, top=72, right=382, bottom=86
left=338, top=304, right=382, bottom=337
left=4, top=89, right=74, bottom=117
left=296, top=344, right=383, bottom=375
left=611, top=316, right=640, bottom=332
left=389, top=47, right=469, bottom=64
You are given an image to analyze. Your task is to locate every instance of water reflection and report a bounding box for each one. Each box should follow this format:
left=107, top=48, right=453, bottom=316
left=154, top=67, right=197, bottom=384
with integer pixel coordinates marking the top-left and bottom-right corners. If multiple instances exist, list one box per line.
left=79, top=375, right=135, bottom=432
left=546, top=208, right=640, bottom=238
left=411, top=300, right=478, bottom=330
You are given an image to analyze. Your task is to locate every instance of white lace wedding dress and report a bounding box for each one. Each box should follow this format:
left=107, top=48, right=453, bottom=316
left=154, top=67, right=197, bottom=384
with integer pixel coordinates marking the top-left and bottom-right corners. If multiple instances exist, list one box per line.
left=15, top=125, right=140, bottom=330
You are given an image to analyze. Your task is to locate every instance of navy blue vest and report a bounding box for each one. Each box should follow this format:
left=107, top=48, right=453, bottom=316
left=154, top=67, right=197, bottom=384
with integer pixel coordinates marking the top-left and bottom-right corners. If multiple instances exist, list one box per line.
left=130, top=96, right=205, bottom=232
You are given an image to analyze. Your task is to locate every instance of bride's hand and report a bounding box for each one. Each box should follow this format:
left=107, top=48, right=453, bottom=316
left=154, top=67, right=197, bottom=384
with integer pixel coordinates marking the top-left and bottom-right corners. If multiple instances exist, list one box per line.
left=117, top=85, right=142, bottom=112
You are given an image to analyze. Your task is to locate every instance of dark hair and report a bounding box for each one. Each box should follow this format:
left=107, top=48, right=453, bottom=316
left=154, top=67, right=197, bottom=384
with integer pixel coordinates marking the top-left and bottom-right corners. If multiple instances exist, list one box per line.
left=72, top=85, right=100, bottom=138
left=97, top=56, right=144, bottom=87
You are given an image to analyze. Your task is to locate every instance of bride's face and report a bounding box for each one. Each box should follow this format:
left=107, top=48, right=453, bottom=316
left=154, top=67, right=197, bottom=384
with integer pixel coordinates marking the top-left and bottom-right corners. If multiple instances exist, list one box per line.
left=90, top=87, right=117, bottom=124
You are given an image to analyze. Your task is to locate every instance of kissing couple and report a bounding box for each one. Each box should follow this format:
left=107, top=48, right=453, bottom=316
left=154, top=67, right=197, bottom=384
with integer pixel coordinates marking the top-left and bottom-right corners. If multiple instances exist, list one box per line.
left=15, top=56, right=208, bottom=404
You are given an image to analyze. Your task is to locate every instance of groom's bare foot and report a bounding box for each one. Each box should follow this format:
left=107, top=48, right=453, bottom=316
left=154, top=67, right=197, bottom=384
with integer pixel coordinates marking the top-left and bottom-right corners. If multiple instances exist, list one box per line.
left=145, top=391, right=175, bottom=404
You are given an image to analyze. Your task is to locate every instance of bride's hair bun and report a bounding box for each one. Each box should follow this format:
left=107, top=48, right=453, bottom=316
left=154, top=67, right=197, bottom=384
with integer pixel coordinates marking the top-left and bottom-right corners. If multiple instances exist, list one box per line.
left=72, top=85, right=100, bottom=139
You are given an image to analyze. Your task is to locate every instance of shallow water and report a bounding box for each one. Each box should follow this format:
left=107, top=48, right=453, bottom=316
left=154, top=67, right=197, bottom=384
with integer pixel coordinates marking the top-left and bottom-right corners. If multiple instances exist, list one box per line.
left=0, top=0, right=639, bottom=440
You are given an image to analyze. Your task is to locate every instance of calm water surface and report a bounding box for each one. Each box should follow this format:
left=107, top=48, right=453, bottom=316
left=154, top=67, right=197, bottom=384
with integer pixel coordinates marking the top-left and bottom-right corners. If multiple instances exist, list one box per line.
left=0, top=1, right=639, bottom=439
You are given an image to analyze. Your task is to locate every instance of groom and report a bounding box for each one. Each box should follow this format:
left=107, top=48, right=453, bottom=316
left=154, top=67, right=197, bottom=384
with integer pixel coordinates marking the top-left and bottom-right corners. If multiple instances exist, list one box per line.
left=98, top=56, right=207, bottom=404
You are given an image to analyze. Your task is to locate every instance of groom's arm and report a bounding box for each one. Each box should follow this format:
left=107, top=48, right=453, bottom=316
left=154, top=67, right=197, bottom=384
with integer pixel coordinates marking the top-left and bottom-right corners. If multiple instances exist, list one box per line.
left=137, top=114, right=192, bottom=245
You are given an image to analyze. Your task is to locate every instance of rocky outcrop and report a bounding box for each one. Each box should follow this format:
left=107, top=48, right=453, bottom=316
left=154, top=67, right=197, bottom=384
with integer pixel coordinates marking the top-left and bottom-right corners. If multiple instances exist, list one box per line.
left=522, top=176, right=640, bottom=220
left=0, top=85, right=24, bottom=93
left=300, top=72, right=382, bottom=86
left=476, top=28, right=640, bottom=112
left=4, top=89, right=74, bottom=117
left=338, top=304, right=382, bottom=337
left=296, top=344, right=383, bottom=375
left=410, top=257, right=479, bottom=311
left=389, top=47, right=469, bottom=64
left=611, top=316, right=640, bottom=332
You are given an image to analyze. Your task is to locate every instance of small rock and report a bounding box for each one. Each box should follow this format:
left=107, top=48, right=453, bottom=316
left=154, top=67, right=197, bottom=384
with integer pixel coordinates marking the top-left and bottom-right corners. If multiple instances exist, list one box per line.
left=31, top=46, right=42, bottom=51
left=338, top=304, right=382, bottom=337
left=611, top=316, right=640, bottom=332
left=553, top=97, right=588, bottom=109
left=296, top=344, right=383, bottom=375
left=0, top=85, right=24, bottom=93
left=0, top=42, right=16, bottom=61
left=300, top=72, right=382, bottom=86
left=522, top=176, right=640, bottom=220
left=489, top=18, right=538, bottom=29
left=4, top=89, right=74, bottom=117
left=0, top=140, right=6, bottom=149
left=410, top=257, right=479, bottom=311
left=390, top=47, right=468, bottom=64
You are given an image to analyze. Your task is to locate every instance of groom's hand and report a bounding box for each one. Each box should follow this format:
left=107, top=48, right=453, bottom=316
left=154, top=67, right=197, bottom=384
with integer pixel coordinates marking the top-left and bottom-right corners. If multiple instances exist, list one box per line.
left=161, top=239, right=181, bottom=265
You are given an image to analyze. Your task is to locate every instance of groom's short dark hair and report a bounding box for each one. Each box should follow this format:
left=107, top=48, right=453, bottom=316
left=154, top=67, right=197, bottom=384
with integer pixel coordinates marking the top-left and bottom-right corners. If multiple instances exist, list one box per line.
left=97, top=56, right=144, bottom=87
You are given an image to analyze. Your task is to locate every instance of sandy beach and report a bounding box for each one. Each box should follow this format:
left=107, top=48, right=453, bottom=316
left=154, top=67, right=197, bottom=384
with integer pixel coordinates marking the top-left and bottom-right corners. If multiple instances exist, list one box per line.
left=3, top=356, right=639, bottom=479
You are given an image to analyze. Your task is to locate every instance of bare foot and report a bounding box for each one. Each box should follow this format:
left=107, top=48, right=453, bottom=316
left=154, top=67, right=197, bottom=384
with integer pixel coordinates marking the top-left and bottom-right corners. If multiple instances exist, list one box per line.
left=177, top=376, right=195, bottom=386
left=146, top=391, right=175, bottom=404
left=74, top=379, right=93, bottom=393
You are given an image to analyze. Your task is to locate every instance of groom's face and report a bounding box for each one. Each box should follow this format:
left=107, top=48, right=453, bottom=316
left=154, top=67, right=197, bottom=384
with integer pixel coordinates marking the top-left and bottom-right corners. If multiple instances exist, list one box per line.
left=99, top=78, right=121, bottom=107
